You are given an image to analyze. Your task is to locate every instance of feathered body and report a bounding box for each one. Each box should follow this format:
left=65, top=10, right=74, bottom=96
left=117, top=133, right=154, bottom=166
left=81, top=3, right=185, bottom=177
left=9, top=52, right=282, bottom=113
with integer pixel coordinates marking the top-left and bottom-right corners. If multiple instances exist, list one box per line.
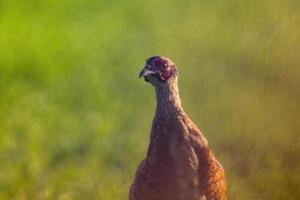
left=130, top=56, right=226, bottom=200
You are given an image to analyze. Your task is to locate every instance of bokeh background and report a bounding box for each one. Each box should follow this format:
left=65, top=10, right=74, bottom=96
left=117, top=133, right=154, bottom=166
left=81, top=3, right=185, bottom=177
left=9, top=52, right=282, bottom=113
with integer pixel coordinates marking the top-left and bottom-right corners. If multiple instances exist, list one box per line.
left=0, top=0, right=299, bottom=199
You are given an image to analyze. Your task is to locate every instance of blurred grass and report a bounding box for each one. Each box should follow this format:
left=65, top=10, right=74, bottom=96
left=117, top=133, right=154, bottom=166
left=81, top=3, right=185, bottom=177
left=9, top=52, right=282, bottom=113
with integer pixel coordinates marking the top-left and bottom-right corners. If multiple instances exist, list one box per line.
left=0, top=0, right=299, bottom=199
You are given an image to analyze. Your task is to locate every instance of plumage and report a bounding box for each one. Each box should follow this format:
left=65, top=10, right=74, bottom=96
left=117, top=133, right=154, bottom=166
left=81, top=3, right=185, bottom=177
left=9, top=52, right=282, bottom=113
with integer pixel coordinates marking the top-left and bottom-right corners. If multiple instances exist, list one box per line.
left=130, top=56, right=227, bottom=200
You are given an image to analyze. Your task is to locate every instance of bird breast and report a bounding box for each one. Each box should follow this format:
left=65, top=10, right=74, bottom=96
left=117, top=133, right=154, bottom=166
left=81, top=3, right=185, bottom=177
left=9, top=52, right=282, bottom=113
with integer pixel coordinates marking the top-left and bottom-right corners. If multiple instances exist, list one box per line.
left=147, top=117, right=202, bottom=199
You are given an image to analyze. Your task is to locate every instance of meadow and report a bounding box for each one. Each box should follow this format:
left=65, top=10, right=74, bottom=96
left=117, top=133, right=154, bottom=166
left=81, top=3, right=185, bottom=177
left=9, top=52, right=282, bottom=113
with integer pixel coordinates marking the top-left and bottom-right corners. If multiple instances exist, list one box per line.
left=0, top=0, right=299, bottom=199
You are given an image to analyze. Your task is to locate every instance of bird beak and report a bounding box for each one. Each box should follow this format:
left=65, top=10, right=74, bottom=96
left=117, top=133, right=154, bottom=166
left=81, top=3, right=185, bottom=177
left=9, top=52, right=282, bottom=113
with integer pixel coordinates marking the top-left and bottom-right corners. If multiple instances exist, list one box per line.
left=139, top=68, right=155, bottom=78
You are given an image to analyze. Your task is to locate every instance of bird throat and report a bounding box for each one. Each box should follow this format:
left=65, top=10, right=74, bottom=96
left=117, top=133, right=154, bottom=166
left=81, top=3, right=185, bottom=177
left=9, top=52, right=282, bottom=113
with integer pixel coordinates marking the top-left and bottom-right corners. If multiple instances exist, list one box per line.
left=144, top=73, right=166, bottom=83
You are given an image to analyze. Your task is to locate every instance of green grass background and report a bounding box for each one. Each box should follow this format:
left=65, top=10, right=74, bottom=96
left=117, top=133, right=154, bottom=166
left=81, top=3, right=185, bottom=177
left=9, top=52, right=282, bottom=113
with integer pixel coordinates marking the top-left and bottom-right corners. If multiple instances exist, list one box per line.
left=0, top=0, right=299, bottom=199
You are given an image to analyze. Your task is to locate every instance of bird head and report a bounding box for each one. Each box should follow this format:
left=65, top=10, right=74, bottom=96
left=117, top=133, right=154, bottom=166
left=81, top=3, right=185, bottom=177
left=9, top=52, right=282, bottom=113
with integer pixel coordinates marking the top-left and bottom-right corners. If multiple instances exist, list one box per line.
left=139, top=56, right=177, bottom=85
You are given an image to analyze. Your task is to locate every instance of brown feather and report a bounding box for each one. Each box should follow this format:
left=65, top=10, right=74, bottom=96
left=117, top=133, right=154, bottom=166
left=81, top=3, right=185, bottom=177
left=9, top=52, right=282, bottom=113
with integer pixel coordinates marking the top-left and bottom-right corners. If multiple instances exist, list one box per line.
left=130, top=57, right=227, bottom=200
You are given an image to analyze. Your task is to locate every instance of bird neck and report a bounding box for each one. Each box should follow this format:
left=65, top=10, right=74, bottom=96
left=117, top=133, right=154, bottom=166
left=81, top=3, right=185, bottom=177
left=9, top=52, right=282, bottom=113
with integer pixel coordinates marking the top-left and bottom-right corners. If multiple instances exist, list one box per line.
left=154, top=78, right=184, bottom=120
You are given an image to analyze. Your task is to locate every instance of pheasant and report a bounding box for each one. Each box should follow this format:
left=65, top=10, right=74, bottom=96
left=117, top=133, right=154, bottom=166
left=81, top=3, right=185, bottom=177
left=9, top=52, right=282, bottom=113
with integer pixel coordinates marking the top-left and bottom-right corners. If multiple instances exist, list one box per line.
left=129, top=56, right=227, bottom=200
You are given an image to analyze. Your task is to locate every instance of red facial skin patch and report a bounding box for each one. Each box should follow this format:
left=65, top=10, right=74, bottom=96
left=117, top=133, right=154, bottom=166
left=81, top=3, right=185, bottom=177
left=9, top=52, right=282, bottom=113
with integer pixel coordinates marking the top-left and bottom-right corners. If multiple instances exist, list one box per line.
left=148, top=57, right=175, bottom=81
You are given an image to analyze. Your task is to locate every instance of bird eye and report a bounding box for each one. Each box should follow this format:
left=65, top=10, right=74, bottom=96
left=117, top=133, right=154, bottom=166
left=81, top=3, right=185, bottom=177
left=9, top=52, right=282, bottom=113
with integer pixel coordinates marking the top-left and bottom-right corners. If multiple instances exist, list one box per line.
left=160, top=63, right=168, bottom=70
left=145, top=64, right=151, bottom=69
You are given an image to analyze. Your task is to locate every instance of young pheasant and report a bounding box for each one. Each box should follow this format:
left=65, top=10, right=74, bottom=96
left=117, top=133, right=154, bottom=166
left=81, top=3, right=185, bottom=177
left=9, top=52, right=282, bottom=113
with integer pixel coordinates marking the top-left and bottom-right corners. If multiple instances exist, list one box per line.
left=129, top=56, right=227, bottom=200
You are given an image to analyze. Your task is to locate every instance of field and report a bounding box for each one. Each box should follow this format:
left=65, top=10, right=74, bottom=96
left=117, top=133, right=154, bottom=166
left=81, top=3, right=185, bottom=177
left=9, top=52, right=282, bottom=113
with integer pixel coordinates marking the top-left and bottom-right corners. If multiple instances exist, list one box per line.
left=0, top=0, right=299, bottom=199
